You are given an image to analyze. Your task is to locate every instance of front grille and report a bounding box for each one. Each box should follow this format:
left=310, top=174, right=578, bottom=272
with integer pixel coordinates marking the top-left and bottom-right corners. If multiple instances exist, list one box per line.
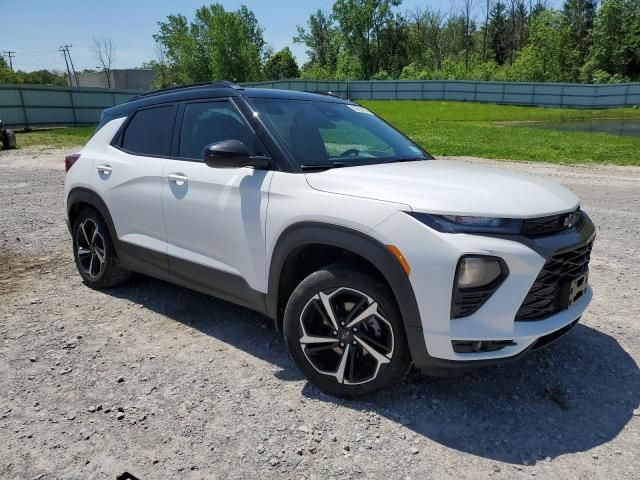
left=521, top=210, right=581, bottom=238
left=515, top=241, right=593, bottom=321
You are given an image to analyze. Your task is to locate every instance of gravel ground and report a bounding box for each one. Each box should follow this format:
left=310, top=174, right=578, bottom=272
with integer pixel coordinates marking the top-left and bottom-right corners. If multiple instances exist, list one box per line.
left=0, top=146, right=638, bottom=480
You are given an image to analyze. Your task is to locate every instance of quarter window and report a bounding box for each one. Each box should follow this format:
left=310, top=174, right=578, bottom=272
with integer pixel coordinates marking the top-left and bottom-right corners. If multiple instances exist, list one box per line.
left=121, top=105, right=174, bottom=157
left=179, top=101, right=258, bottom=160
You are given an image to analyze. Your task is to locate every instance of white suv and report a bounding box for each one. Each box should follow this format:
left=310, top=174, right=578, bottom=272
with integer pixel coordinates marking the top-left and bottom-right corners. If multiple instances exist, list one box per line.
left=64, top=82, right=595, bottom=397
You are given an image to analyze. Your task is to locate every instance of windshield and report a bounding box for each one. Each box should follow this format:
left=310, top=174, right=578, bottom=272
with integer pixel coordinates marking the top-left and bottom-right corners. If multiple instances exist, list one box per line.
left=248, top=98, right=431, bottom=169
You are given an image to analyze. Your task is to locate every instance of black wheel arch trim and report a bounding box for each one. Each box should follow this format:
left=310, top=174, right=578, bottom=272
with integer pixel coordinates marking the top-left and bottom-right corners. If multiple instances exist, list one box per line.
left=266, top=222, right=431, bottom=369
left=67, top=187, right=119, bottom=242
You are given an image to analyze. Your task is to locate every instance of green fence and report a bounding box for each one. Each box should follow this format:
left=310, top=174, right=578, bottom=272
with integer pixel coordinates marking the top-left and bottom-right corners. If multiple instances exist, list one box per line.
left=2, top=80, right=639, bottom=129
left=0, top=84, right=142, bottom=129
left=244, top=80, right=640, bottom=108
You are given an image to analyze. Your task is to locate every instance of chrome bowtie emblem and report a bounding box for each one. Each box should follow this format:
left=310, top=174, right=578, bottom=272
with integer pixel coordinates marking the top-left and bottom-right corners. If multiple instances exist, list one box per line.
left=564, top=212, right=579, bottom=228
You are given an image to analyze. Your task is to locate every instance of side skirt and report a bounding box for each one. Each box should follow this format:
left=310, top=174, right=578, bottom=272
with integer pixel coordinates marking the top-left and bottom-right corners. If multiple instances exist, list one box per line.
left=118, top=241, right=269, bottom=316
left=167, top=255, right=268, bottom=315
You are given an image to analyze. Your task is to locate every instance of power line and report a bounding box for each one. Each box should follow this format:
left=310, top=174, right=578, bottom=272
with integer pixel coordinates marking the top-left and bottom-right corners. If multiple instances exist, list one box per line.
left=3, top=51, right=15, bottom=71
left=14, top=61, right=63, bottom=67
left=15, top=50, right=60, bottom=57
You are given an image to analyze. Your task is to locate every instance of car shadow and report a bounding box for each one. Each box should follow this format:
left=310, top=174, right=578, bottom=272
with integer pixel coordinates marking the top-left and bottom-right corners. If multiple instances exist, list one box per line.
left=106, top=275, right=639, bottom=465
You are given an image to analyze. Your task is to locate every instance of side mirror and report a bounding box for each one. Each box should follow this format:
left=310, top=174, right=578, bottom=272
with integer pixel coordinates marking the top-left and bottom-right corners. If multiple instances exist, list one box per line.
left=202, top=140, right=270, bottom=169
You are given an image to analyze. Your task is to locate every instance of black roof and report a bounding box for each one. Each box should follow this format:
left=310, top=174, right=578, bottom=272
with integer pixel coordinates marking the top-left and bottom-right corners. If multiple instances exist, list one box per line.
left=103, top=81, right=352, bottom=118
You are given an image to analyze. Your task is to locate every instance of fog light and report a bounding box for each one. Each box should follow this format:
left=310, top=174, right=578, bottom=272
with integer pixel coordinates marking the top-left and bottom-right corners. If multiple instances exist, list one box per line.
left=455, top=256, right=503, bottom=288
left=451, top=256, right=508, bottom=319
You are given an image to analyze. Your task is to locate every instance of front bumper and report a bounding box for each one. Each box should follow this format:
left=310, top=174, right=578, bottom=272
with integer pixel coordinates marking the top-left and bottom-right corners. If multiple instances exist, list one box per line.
left=374, top=211, right=595, bottom=372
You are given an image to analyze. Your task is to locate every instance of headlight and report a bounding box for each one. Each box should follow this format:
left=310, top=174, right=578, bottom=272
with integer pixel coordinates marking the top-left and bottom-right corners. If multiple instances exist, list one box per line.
left=408, top=212, right=522, bottom=234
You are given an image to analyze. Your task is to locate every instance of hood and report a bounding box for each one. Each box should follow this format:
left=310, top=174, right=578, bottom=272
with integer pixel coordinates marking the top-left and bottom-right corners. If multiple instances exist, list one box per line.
left=305, top=160, right=579, bottom=218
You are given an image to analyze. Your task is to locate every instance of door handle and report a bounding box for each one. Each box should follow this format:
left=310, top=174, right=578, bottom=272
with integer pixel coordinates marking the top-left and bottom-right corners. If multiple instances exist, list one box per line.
left=96, top=164, right=112, bottom=175
left=168, top=173, right=188, bottom=186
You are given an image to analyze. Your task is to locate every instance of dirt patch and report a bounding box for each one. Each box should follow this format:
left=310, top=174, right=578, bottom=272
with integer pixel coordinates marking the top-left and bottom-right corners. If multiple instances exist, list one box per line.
left=0, top=250, right=66, bottom=297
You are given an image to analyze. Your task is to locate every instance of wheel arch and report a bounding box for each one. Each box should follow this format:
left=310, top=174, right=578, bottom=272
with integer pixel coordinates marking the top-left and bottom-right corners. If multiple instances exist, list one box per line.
left=266, top=222, right=429, bottom=368
left=67, top=187, right=119, bottom=249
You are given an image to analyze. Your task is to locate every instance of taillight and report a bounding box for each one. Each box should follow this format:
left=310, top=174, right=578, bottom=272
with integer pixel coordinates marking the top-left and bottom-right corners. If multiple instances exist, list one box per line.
left=65, top=153, right=80, bottom=172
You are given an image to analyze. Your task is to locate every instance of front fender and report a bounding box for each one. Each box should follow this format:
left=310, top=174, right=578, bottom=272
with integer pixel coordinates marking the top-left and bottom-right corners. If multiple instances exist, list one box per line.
left=266, top=222, right=430, bottom=369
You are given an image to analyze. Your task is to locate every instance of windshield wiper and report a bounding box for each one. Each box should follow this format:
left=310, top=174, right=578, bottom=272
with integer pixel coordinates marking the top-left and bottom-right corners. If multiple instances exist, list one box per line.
left=300, top=162, right=347, bottom=172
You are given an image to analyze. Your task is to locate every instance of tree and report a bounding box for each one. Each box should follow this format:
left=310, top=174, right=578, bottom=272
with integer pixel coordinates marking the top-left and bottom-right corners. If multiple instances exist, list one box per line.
left=481, top=0, right=494, bottom=61
left=294, top=9, right=339, bottom=71
left=263, top=47, right=300, bottom=80
left=91, top=36, right=115, bottom=88
left=489, top=1, right=509, bottom=64
left=623, top=0, right=640, bottom=80
left=300, top=62, right=334, bottom=79
left=0, top=66, right=67, bottom=86
left=585, top=0, right=627, bottom=79
left=585, top=0, right=639, bottom=81
left=406, top=7, right=446, bottom=69
left=510, top=10, right=574, bottom=81
left=506, top=0, right=528, bottom=64
left=334, top=50, right=364, bottom=79
left=154, top=3, right=267, bottom=84
left=530, top=0, right=549, bottom=18
left=332, top=0, right=402, bottom=78
left=563, top=0, right=597, bottom=74
left=21, top=69, right=68, bottom=86
left=462, top=0, right=475, bottom=69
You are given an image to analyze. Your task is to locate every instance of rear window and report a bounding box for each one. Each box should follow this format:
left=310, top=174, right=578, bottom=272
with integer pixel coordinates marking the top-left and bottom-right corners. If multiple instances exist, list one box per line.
left=121, top=105, right=175, bottom=156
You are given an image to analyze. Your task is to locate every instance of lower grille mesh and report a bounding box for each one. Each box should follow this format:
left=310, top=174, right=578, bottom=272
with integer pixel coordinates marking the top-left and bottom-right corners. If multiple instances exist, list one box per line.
left=515, top=241, right=593, bottom=321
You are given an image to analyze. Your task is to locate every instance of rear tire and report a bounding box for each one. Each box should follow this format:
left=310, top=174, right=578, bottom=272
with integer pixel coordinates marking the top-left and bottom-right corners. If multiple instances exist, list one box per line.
left=283, top=263, right=412, bottom=398
left=1, top=129, right=16, bottom=150
left=72, top=208, right=130, bottom=289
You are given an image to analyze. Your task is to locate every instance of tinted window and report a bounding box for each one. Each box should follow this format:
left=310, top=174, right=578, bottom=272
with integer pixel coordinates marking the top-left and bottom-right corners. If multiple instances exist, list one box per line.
left=179, top=101, right=258, bottom=160
left=249, top=99, right=429, bottom=167
left=121, top=105, right=174, bottom=156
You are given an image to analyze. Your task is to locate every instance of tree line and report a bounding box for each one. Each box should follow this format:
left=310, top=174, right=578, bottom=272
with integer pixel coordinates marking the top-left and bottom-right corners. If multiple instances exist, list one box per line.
left=0, top=56, right=68, bottom=86
left=151, top=0, right=640, bottom=86
left=1, top=0, right=637, bottom=87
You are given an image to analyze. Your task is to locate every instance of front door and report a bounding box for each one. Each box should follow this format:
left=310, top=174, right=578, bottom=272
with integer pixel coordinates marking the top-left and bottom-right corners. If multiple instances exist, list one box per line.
left=162, top=99, right=273, bottom=307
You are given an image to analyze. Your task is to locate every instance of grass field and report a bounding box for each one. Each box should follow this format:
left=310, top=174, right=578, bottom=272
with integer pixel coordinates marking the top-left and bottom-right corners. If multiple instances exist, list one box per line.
left=10, top=102, right=640, bottom=165
left=362, top=101, right=640, bottom=165
left=14, top=126, right=95, bottom=149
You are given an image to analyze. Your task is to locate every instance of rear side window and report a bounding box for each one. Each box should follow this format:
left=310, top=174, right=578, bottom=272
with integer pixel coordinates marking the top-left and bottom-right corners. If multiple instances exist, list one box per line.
left=178, top=101, right=259, bottom=160
left=121, top=105, right=174, bottom=156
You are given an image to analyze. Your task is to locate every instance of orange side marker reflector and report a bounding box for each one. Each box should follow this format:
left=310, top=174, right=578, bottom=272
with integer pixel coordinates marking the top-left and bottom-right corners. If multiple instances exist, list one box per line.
left=387, top=245, right=410, bottom=276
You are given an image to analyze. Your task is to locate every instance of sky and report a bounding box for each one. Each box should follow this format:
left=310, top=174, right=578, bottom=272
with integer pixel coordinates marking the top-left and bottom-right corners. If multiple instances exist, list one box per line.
left=0, top=0, right=561, bottom=73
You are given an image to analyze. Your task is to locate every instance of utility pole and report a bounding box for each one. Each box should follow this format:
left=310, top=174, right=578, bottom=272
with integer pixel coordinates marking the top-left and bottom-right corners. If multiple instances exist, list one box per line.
left=63, top=45, right=80, bottom=87
left=59, top=46, right=74, bottom=86
left=3, top=51, right=15, bottom=71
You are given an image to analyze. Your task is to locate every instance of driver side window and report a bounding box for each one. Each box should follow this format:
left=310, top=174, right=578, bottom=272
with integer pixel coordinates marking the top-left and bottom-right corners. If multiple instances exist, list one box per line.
left=178, top=101, right=260, bottom=160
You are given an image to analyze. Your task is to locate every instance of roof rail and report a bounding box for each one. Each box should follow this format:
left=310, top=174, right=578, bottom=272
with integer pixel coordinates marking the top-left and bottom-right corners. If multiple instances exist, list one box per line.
left=134, top=80, right=243, bottom=100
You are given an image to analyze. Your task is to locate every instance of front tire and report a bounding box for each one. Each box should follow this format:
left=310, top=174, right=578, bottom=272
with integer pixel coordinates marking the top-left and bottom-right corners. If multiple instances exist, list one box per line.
left=72, top=208, right=130, bottom=289
left=283, top=263, right=412, bottom=398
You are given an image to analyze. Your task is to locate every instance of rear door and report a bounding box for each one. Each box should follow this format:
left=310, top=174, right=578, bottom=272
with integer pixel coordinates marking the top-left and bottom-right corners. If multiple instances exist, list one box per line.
left=93, top=104, right=176, bottom=277
left=162, top=98, right=273, bottom=304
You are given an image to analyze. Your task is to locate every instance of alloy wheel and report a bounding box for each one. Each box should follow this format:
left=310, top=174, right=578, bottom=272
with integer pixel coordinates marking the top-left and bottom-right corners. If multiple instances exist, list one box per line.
left=299, top=287, right=394, bottom=385
left=76, top=218, right=106, bottom=280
